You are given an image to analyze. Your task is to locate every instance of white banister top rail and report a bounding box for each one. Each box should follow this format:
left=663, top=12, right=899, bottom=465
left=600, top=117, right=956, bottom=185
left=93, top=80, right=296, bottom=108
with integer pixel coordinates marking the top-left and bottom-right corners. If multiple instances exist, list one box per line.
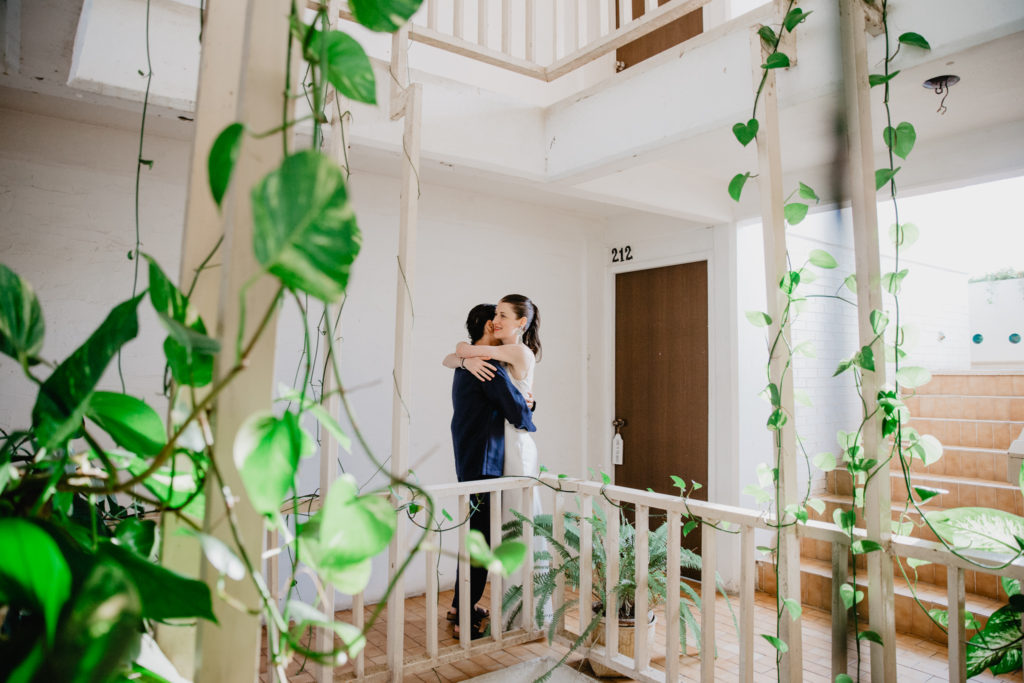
left=323, top=0, right=772, bottom=83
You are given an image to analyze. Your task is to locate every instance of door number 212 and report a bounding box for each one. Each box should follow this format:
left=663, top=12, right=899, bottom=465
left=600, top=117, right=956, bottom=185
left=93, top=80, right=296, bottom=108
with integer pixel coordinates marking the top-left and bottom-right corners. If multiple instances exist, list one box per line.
left=611, top=245, right=633, bottom=263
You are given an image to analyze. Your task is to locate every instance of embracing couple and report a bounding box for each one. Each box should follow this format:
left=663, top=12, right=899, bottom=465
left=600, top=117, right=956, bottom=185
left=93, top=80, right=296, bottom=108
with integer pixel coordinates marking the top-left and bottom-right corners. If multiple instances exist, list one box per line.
left=442, top=294, right=542, bottom=638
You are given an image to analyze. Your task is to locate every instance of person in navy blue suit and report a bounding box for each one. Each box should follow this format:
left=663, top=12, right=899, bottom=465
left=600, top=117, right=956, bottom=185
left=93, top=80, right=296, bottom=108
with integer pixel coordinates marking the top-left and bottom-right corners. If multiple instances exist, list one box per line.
left=442, top=303, right=536, bottom=637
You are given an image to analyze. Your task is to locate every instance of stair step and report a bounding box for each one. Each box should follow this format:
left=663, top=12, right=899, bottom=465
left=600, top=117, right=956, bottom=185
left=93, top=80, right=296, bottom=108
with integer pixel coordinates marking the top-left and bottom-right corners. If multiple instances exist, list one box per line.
left=903, top=394, right=1024, bottom=421
left=906, top=417, right=1022, bottom=450
left=907, top=445, right=1009, bottom=481
left=825, top=470, right=1023, bottom=513
left=912, top=373, right=1024, bottom=398
left=758, top=557, right=1008, bottom=643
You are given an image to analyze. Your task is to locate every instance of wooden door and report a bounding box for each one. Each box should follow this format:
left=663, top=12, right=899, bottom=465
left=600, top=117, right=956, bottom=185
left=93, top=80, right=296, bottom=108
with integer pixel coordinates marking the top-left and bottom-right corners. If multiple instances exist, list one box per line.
left=614, top=261, right=708, bottom=565
left=615, top=0, right=703, bottom=71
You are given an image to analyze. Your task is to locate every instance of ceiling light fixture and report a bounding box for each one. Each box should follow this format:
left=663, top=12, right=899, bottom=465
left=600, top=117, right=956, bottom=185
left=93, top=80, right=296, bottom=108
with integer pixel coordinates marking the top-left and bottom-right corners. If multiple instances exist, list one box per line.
left=922, top=74, right=960, bottom=115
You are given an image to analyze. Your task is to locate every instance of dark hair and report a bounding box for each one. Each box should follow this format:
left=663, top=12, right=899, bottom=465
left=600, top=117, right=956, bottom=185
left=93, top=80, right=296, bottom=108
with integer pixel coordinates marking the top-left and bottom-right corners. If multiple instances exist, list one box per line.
left=499, top=294, right=541, bottom=362
left=465, top=303, right=496, bottom=344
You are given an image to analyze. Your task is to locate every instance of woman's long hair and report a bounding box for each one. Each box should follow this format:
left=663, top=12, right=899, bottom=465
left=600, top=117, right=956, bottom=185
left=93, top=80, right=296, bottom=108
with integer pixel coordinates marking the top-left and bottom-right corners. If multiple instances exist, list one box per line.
left=500, top=294, right=541, bottom=362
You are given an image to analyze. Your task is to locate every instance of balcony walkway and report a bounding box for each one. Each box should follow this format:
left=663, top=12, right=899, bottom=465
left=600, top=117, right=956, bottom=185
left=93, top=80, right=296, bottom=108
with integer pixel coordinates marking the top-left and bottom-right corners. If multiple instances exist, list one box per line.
left=262, top=587, right=1019, bottom=683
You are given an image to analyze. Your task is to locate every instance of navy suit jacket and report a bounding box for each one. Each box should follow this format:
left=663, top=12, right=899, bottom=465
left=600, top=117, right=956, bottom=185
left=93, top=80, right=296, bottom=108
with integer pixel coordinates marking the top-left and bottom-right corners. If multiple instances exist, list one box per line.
left=451, top=363, right=536, bottom=482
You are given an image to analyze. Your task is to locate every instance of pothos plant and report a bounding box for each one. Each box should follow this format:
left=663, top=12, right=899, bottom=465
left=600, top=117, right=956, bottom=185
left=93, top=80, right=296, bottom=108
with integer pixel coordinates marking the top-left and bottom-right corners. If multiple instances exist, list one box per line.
left=725, top=2, right=1024, bottom=681
left=0, top=1, right=522, bottom=681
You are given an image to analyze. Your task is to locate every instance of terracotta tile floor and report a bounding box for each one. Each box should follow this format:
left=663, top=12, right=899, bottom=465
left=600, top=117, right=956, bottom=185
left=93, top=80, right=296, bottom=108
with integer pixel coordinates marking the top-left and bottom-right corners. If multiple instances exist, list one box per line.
left=263, top=587, right=1023, bottom=682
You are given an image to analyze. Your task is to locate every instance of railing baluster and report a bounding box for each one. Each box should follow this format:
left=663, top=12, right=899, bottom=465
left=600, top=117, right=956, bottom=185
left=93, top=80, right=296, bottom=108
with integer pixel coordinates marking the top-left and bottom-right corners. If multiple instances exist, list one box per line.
left=563, top=0, right=579, bottom=56
left=618, top=0, right=633, bottom=28
left=550, top=1, right=559, bottom=61
left=501, top=0, right=512, bottom=53
left=490, top=490, right=503, bottom=640
left=665, top=511, right=681, bottom=681
left=700, top=521, right=717, bottom=683
left=586, top=0, right=601, bottom=43
left=457, top=493, right=471, bottom=649
left=553, top=492, right=567, bottom=633
left=634, top=504, right=650, bottom=674
left=521, top=484, right=535, bottom=632
left=426, top=0, right=437, bottom=31
left=645, top=0, right=658, bottom=14
left=606, top=0, right=616, bottom=35
left=602, top=496, right=620, bottom=668
left=579, top=494, right=594, bottom=640
left=353, top=590, right=365, bottom=678
left=525, top=0, right=536, bottom=61
left=831, top=541, right=849, bottom=681
left=948, top=566, right=966, bottom=683
left=453, top=0, right=464, bottom=39
left=426, top=525, right=439, bottom=659
left=740, top=524, right=755, bottom=683
left=477, top=0, right=489, bottom=48
left=267, top=529, right=279, bottom=683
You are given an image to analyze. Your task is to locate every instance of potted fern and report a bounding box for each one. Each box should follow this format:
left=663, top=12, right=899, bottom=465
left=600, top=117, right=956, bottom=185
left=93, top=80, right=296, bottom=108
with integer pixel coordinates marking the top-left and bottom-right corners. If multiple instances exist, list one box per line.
left=503, top=503, right=732, bottom=678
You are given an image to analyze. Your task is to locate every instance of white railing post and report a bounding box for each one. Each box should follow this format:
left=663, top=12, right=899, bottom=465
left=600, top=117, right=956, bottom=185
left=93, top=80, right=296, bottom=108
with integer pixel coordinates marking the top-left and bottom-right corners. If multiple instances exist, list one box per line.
left=665, top=511, right=682, bottom=681
left=525, top=0, right=536, bottom=61
left=832, top=541, right=849, bottom=680
left=426, top=0, right=437, bottom=30
left=453, top=0, right=465, bottom=39
left=579, top=494, right=594, bottom=637
left=490, top=490, right=503, bottom=640
left=602, top=496, right=620, bottom=667
left=618, top=0, right=633, bottom=28
left=353, top=590, right=365, bottom=678
left=553, top=492, right=567, bottom=633
left=634, top=504, right=650, bottom=673
left=700, top=521, right=717, bottom=683
left=947, top=566, right=966, bottom=683
left=457, top=493, right=471, bottom=649
left=521, top=484, right=536, bottom=632
left=266, top=529, right=280, bottom=682
left=501, top=0, right=512, bottom=53
left=739, top=524, right=755, bottom=683
left=425, top=525, right=439, bottom=660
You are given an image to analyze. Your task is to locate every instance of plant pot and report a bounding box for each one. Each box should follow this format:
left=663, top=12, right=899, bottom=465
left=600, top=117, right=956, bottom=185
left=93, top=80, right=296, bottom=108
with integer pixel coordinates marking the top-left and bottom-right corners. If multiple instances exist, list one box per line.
left=587, top=611, right=657, bottom=677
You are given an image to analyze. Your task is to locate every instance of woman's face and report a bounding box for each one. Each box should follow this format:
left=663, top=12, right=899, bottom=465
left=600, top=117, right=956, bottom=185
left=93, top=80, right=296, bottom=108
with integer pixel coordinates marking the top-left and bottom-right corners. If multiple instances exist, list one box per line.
left=492, top=302, right=527, bottom=344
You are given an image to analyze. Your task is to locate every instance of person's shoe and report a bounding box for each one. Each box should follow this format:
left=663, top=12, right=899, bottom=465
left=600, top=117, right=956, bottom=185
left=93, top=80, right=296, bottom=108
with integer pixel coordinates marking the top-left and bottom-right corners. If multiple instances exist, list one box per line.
left=445, top=605, right=489, bottom=623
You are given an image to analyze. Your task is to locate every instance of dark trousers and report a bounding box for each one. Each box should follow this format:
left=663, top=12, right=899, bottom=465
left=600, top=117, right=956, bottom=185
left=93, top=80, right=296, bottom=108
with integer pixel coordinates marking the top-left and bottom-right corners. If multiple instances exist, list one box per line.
left=451, top=491, right=491, bottom=613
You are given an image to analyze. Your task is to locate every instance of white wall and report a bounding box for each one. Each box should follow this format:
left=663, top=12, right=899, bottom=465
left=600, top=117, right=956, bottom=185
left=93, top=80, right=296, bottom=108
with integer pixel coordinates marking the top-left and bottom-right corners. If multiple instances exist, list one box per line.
left=0, top=106, right=188, bottom=430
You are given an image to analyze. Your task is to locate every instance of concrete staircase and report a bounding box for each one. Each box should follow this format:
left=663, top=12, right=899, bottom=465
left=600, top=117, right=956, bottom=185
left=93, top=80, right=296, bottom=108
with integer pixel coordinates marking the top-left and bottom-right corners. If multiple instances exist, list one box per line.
left=758, top=372, right=1024, bottom=643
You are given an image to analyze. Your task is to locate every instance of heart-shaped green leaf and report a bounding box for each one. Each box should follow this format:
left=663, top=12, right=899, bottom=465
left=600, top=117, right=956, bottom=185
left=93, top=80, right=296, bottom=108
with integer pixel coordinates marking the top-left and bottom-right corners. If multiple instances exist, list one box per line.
left=895, top=366, right=931, bottom=389
left=146, top=256, right=217, bottom=388
left=732, top=118, right=759, bottom=147
left=763, top=52, right=791, bottom=69
left=252, top=150, right=362, bottom=301
left=317, top=475, right=396, bottom=568
left=757, top=25, right=777, bottom=47
left=869, top=70, right=900, bottom=88
left=808, top=249, right=837, bottom=269
left=744, top=310, right=772, bottom=327
left=889, top=221, right=919, bottom=248
left=762, top=633, right=789, bottom=652
left=925, top=507, right=1024, bottom=554
left=783, top=7, right=811, bottom=32
left=99, top=540, right=216, bottom=622
left=348, top=0, right=424, bottom=32
left=0, top=264, right=45, bottom=365
left=0, top=519, right=71, bottom=646
left=309, top=30, right=376, bottom=105
left=728, top=172, right=752, bottom=202
left=784, top=202, right=808, bottom=225
left=875, top=166, right=901, bottom=191
left=234, top=411, right=312, bottom=518
left=86, top=391, right=166, bottom=456
left=32, top=294, right=144, bottom=450
left=883, top=122, right=916, bottom=160
left=798, top=182, right=819, bottom=201
left=113, top=517, right=158, bottom=559
left=898, top=32, right=930, bottom=50
left=208, top=122, right=244, bottom=207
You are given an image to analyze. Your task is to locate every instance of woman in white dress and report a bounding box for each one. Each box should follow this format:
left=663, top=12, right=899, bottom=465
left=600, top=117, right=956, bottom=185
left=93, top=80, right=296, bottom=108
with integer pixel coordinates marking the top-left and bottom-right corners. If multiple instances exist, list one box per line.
left=454, top=294, right=542, bottom=509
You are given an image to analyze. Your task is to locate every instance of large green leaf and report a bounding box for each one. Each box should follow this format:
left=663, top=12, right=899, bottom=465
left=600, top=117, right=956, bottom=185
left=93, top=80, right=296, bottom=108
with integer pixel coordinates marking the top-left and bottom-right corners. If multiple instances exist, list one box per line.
left=309, top=30, right=377, bottom=105
left=31, top=294, right=144, bottom=450
left=882, top=122, right=916, bottom=160
left=0, top=519, right=71, bottom=646
left=147, top=256, right=217, bottom=388
left=898, top=32, right=931, bottom=50
left=298, top=520, right=374, bottom=594
left=808, top=249, right=837, bottom=269
left=109, top=450, right=206, bottom=520
left=925, top=507, right=1024, bottom=554
left=348, top=0, right=423, bottom=32
left=208, top=122, right=244, bottom=208
left=46, top=561, right=143, bottom=683
left=762, top=52, right=790, bottom=69
left=895, top=366, right=931, bottom=389
left=784, top=202, right=808, bottom=225
left=86, top=391, right=166, bottom=456
left=113, top=517, right=158, bottom=559
left=732, top=118, right=758, bottom=147
left=0, top=264, right=45, bottom=365
left=318, top=474, right=396, bottom=567
left=252, top=150, right=362, bottom=301
left=233, top=411, right=312, bottom=518
left=99, top=541, right=216, bottom=622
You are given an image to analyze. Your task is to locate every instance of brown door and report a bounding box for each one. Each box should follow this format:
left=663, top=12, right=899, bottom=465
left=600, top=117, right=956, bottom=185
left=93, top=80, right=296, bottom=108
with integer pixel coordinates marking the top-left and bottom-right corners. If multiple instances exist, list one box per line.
left=615, top=0, right=703, bottom=71
left=614, top=260, right=708, bottom=566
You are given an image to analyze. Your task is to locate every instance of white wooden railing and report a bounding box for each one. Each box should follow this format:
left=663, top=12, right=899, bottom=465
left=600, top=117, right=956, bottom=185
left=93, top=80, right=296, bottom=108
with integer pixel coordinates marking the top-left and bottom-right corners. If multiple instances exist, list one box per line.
left=266, top=473, right=1024, bottom=682
left=334, top=0, right=718, bottom=81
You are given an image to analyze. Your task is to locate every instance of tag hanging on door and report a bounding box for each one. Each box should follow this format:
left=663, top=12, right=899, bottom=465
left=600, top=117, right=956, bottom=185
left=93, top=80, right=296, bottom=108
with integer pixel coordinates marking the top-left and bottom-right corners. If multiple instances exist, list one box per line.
left=612, top=433, right=623, bottom=466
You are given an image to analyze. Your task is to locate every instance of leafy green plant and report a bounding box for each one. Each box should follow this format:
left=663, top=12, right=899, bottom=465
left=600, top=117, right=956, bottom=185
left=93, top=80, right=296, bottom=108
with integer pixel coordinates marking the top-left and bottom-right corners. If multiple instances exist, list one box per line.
left=0, top=1, right=445, bottom=681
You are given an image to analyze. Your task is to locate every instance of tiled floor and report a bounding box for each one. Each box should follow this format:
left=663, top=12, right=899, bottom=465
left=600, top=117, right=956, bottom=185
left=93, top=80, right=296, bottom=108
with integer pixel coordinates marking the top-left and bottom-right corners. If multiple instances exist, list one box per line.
left=264, top=588, right=1023, bottom=682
